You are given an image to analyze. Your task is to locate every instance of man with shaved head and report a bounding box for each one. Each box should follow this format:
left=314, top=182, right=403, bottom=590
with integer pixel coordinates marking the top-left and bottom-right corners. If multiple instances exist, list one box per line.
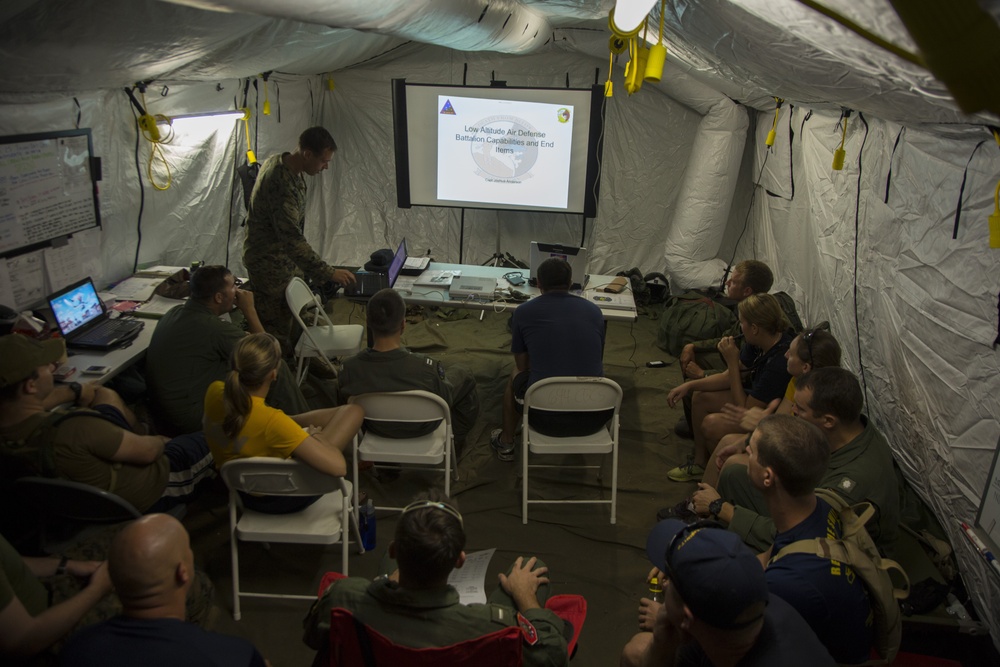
left=61, top=515, right=266, bottom=666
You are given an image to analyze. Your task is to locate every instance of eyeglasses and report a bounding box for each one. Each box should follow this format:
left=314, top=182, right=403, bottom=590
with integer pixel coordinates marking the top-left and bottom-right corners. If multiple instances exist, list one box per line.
left=400, top=500, right=463, bottom=526
left=802, top=328, right=816, bottom=367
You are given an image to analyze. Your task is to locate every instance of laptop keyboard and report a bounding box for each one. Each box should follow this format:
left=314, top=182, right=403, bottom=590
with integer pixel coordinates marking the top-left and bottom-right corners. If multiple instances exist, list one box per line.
left=74, top=319, right=142, bottom=345
left=348, top=273, right=388, bottom=296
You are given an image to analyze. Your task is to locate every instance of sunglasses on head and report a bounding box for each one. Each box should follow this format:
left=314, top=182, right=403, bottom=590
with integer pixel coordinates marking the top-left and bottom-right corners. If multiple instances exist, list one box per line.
left=802, top=328, right=817, bottom=367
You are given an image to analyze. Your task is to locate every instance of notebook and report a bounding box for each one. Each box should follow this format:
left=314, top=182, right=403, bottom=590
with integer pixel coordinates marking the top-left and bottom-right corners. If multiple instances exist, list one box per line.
left=529, top=242, right=588, bottom=288
left=344, top=239, right=408, bottom=298
left=48, top=278, right=144, bottom=350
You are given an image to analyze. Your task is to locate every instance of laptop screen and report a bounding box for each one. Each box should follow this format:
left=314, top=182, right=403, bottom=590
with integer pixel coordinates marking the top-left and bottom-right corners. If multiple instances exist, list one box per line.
left=529, top=242, right=588, bottom=286
left=387, top=238, right=408, bottom=287
left=49, top=278, right=105, bottom=335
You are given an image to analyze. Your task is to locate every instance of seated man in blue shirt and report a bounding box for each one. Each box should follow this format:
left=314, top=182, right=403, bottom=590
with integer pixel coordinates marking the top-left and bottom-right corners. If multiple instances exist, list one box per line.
left=490, top=258, right=607, bottom=462
left=621, top=517, right=835, bottom=667
left=61, top=514, right=266, bottom=667
left=746, top=414, right=873, bottom=664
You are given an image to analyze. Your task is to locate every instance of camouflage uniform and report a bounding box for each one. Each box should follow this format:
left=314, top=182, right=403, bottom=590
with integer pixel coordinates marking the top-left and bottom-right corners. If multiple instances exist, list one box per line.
left=243, top=153, right=335, bottom=350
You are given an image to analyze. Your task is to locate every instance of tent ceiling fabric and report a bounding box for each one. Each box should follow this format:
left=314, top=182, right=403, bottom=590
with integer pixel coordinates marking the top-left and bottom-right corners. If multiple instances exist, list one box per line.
left=0, top=0, right=996, bottom=125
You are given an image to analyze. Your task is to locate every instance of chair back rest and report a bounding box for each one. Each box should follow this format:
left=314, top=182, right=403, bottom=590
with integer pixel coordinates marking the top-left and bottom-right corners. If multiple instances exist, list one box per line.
left=285, top=277, right=328, bottom=326
left=348, top=391, right=451, bottom=426
left=328, top=607, right=523, bottom=667
left=14, top=476, right=142, bottom=523
left=524, top=377, right=622, bottom=414
left=220, top=458, right=342, bottom=496
left=286, top=277, right=318, bottom=313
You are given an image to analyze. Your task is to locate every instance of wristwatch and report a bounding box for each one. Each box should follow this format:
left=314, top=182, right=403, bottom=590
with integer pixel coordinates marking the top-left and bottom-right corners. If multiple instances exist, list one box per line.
left=708, top=498, right=727, bottom=520
left=68, top=381, right=83, bottom=406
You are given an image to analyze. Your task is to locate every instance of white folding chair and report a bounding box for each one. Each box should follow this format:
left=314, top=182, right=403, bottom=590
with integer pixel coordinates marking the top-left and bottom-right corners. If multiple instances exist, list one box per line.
left=285, top=277, right=364, bottom=385
left=521, top=376, right=622, bottom=525
left=219, top=458, right=364, bottom=621
left=348, top=391, right=457, bottom=513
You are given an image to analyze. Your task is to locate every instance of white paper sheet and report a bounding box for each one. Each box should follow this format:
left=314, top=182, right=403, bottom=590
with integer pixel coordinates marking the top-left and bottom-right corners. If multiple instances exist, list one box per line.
left=44, top=243, right=85, bottom=289
left=109, top=275, right=163, bottom=301
left=0, top=261, right=14, bottom=307
left=447, top=548, right=496, bottom=605
left=6, top=251, right=45, bottom=310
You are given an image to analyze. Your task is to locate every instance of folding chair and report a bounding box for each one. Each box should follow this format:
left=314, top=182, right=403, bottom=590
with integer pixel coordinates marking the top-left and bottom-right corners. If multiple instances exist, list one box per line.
left=219, top=458, right=365, bottom=620
left=348, top=391, right=456, bottom=513
left=521, top=376, right=622, bottom=525
left=14, top=476, right=142, bottom=553
left=285, top=277, right=364, bottom=385
left=327, top=607, right=524, bottom=666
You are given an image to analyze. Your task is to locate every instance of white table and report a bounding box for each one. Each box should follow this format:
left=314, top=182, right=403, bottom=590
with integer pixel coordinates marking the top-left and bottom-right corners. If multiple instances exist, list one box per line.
left=392, top=263, right=637, bottom=322
left=63, top=317, right=158, bottom=384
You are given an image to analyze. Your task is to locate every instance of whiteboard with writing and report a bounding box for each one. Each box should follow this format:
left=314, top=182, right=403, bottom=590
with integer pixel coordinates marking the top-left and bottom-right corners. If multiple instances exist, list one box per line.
left=0, top=129, right=100, bottom=258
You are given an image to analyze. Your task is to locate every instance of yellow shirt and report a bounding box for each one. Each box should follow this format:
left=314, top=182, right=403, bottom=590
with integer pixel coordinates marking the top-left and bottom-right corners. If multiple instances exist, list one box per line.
left=203, top=381, right=308, bottom=467
left=784, top=376, right=798, bottom=403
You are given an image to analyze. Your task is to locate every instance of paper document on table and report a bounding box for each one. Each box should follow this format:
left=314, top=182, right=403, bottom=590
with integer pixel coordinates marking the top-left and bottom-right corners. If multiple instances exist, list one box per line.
left=111, top=275, right=163, bottom=301
left=414, top=270, right=461, bottom=287
left=447, top=548, right=496, bottom=605
left=134, top=294, right=184, bottom=318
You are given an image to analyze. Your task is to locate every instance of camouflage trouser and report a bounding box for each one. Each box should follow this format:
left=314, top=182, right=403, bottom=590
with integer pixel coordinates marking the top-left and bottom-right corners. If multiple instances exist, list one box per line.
left=243, top=252, right=298, bottom=355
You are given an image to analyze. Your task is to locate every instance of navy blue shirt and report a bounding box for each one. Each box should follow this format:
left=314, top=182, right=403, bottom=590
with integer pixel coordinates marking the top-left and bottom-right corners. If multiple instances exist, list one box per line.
left=511, top=291, right=604, bottom=385
left=61, top=616, right=266, bottom=667
left=767, top=498, right=873, bottom=664
left=738, top=331, right=792, bottom=404
left=676, top=594, right=836, bottom=666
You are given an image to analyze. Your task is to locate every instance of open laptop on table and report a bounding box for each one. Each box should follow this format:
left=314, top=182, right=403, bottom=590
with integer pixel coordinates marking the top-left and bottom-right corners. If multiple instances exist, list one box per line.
left=48, top=277, right=144, bottom=350
left=529, top=242, right=588, bottom=288
left=344, top=239, right=407, bottom=298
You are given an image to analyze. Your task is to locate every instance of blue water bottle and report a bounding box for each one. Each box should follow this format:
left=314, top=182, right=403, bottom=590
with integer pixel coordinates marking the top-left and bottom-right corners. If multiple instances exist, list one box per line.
left=360, top=499, right=376, bottom=551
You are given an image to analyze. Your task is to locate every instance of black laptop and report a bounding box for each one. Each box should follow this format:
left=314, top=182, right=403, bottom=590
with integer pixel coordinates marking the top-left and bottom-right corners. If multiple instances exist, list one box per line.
left=344, top=239, right=408, bottom=298
left=47, top=278, right=144, bottom=350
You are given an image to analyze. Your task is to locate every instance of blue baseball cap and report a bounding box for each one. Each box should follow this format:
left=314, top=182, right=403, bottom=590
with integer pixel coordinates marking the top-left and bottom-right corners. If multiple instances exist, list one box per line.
left=646, top=519, right=768, bottom=630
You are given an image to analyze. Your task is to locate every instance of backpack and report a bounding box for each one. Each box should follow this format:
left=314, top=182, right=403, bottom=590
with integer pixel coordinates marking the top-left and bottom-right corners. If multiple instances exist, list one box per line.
left=0, top=409, right=111, bottom=482
left=768, top=488, right=910, bottom=665
left=772, top=291, right=804, bottom=333
left=655, top=290, right=737, bottom=356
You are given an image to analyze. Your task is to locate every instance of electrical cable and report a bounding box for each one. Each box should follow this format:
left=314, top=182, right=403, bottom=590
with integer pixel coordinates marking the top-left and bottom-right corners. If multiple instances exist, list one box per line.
left=852, top=112, right=871, bottom=416
left=126, top=97, right=146, bottom=274
left=883, top=127, right=905, bottom=204
left=953, top=139, right=987, bottom=239
left=721, top=139, right=771, bottom=289
left=136, top=89, right=172, bottom=191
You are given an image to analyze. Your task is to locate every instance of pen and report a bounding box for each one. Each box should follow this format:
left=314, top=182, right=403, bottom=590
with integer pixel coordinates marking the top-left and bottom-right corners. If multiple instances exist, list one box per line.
left=960, top=522, right=1000, bottom=577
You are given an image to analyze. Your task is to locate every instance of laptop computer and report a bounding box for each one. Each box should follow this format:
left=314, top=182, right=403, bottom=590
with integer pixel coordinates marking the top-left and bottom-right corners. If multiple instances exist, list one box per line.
left=449, top=276, right=498, bottom=299
left=344, top=239, right=408, bottom=298
left=48, top=277, right=144, bottom=350
left=529, top=242, right=588, bottom=288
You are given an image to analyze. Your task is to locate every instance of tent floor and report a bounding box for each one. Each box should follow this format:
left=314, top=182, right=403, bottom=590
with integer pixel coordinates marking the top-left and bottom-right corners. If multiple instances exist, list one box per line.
left=179, top=298, right=997, bottom=665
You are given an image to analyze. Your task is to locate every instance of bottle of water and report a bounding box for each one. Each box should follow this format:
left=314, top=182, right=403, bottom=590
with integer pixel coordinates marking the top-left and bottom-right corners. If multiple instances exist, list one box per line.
left=359, top=499, right=376, bottom=551
left=648, top=576, right=664, bottom=603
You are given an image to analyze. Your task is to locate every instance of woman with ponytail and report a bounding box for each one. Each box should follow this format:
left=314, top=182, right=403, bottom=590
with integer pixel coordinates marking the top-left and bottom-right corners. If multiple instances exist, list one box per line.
left=203, top=333, right=364, bottom=513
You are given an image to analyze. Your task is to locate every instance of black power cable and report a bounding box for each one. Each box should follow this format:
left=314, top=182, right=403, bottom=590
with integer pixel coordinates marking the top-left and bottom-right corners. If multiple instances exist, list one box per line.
left=126, top=91, right=146, bottom=273
left=852, top=112, right=871, bottom=416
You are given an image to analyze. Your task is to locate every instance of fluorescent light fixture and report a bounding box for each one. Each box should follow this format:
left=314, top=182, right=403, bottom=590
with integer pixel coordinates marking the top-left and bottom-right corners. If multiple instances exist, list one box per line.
left=611, top=0, right=659, bottom=34
left=166, top=108, right=250, bottom=123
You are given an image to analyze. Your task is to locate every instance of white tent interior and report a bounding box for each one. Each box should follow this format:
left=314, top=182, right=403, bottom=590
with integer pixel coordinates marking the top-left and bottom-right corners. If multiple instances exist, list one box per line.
left=2, top=0, right=1000, bottom=654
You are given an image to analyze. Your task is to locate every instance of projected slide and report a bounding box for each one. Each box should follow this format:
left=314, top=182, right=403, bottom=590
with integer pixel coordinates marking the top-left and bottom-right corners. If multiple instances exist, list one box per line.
left=437, top=95, right=574, bottom=209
